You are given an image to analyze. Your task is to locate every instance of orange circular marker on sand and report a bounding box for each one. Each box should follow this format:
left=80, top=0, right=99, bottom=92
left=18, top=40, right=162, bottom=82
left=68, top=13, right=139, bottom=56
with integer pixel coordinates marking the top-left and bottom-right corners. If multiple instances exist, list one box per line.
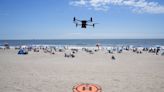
left=73, top=83, right=102, bottom=92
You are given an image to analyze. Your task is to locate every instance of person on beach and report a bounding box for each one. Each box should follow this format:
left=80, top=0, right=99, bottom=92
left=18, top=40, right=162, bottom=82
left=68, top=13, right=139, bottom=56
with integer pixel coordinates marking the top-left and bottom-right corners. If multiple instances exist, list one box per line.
left=111, top=55, right=115, bottom=60
left=96, top=43, right=100, bottom=50
left=4, top=43, right=10, bottom=49
left=156, top=47, right=160, bottom=55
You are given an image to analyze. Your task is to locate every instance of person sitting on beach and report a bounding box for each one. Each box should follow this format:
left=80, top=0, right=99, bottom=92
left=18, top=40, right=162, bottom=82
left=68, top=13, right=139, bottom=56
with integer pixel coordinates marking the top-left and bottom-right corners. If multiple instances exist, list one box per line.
left=34, top=48, right=39, bottom=52
left=64, top=53, right=75, bottom=58
left=111, top=55, right=115, bottom=60
left=108, top=50, right=112, bottom=54
left=51, top=52, right=55, bottom=55
left=65, top=53, right=70, bottom=58
left=71, top=54, right=75, bottom=58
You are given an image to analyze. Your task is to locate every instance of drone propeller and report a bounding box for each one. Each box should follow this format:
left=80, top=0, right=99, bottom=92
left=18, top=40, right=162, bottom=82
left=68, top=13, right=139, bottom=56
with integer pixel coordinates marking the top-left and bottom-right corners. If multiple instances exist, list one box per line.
left=93, top=23, right=98, bottom=28
left=90, top=17, right=93, bottom=22
left=73, top=17, right=76, bottom=21
left=93, top=24, right=95, bottom=27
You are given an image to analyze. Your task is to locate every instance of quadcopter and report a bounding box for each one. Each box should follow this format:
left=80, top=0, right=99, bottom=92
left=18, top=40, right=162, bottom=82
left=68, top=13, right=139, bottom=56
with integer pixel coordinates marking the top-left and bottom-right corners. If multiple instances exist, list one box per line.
left=73, top=17, right=97, bottom=28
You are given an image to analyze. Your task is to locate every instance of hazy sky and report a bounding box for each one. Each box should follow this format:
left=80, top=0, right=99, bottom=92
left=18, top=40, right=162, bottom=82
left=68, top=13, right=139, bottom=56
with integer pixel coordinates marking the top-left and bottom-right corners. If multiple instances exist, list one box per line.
left=0, top=0, right=164, bottom=39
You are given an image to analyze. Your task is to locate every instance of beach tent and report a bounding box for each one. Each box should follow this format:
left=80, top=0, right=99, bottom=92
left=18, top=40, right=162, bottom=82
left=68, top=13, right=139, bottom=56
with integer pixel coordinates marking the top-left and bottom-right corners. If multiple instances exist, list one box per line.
left=129, top=45, right=134, bottom=50
left=21, top=45, right=28, bottom=49
left=159, top=49, right=164, bottom=56
left=117, top=47, right=123, bottom=53
left=137, top=47, right=144, bottom=50
left=160, top=46, right=164, bottom=50
left=161, top=52, right=164, bottom=56
left=107, top=47, right=114, bottom=53
left=18, top=49, right=28, bottom=55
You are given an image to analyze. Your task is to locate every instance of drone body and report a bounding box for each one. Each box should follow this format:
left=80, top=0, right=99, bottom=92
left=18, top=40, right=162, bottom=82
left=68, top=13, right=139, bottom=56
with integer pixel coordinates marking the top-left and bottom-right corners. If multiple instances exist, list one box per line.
left=73, top=17, right=96, bottom=28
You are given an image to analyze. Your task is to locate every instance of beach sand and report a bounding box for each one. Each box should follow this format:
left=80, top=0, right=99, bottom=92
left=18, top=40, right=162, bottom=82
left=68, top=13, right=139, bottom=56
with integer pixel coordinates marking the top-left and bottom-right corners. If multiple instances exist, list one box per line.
left=0, top=49, right=164, bottom=92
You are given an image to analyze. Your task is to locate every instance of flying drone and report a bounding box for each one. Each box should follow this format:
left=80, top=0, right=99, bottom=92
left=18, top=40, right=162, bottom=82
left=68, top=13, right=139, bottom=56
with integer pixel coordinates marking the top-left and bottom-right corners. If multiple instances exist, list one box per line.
left=73, top=17, right=97, bottom=28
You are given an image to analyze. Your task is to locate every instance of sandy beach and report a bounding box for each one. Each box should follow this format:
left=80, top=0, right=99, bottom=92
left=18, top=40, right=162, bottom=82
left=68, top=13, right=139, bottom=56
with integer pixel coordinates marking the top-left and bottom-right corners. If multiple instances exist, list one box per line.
left=0, top=49, right=164, bottom=92
left=1, top=0, right=164, bottom=92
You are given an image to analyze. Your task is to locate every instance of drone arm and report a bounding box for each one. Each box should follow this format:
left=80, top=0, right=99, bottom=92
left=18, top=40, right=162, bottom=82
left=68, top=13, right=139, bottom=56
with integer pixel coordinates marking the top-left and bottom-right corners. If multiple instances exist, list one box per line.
left=86, top=23, right=95, bottom=26
left=77, top=19, right=82, bottom=22
left=73, top=22, right=81, bottom=25
left=87, top=23, right=97, bottom=27
left=73, top=17, right=82, bottom=22
left=86, top=20, right=92, bottom=22
left=86, top=17, right=93, bottom=22
left=74, top=18, right=81, bottom=22
left=86, top=24, right=93, bottom=26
